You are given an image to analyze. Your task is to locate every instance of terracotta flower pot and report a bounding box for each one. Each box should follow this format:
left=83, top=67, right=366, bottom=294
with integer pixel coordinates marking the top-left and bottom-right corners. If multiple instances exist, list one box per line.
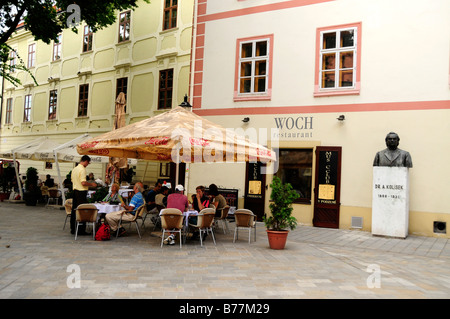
left=266, top=230, right=289, bottom=250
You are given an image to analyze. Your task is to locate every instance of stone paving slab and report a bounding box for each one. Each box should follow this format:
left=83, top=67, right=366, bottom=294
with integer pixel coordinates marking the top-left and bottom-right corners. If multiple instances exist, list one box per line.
left=0, top=202, right=450, bottom=300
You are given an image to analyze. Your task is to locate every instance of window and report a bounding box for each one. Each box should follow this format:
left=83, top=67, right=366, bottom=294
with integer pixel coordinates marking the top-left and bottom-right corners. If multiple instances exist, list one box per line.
left=158, top=69, right=173, bottom=109
left=163, top=0, right=177, bottom=30
left=23, top=95, right=32, bottom=122
left=118, top=11, right=131, bottom=42
left=5, top=98, right=12, bottom=124
left=27, top=43, right=36, bottom=68
left=234, top=35, right=273, bottom=101
left=52, top=34, right=62, bottom=61
left=116, top=77, right=128, bottom=112
left=275, top=149, right=313, bottom=203
left=78, top=84, right=89, bottom=117
left=315, top=23, right=361, bottom=96
left=9, top=50, right=16, bottom=72
left=83, top=26, right=93, bottom=52
left=48, top=90, right=57, bottom=120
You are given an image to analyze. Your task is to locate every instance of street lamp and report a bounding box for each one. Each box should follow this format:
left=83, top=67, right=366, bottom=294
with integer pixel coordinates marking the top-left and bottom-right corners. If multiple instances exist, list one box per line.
left=179, top=94, right=192, bottom=110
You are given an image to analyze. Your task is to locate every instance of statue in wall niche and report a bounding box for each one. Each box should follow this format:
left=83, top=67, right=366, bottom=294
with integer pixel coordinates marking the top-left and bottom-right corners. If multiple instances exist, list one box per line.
left=373, top=132, right=413, bottom=168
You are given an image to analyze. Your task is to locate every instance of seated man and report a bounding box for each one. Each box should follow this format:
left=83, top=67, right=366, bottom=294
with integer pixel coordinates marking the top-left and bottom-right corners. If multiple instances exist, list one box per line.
left=146, top=181, right=162, bottom=212
left=106, top=182, right=145, bottom=236
left=155, top=186, right=169, bottom=209
left=162, top=184, right=188, bottom=245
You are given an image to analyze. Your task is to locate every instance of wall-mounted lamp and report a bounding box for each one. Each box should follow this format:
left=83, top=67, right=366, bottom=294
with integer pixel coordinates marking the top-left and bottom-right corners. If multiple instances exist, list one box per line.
left=179, top=94, right=192, bottom=109
left=337, top=115, right=345, bottom=121
left=242, top=117, right=250, bottom=123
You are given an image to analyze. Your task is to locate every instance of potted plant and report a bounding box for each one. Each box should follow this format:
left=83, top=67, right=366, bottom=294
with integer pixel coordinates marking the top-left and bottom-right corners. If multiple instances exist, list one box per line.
left=263, top=176, right=299, bottom=249
left=24, top=167, right=40, bottom=206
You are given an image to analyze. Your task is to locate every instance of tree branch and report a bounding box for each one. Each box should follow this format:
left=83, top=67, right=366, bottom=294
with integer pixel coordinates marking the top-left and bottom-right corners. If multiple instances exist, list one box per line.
left=0, top=5, right=26, bottom=44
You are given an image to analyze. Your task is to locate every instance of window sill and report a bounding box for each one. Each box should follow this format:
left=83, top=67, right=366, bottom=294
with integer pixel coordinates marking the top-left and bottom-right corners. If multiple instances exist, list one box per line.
left=234, top=93, right=271, bottom=102
left=160, top=27, right=179, bottom=35
left=314, top=89, right=360, bottom=97
left=314, top=83, right=360, bottom=97
left=116, top=40, right=131, bottom=46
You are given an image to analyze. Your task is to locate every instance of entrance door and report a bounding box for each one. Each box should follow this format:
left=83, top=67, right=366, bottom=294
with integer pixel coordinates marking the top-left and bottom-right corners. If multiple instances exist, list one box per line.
left=244, top=162, right=266, bottom=221
left=313, top=146, right=342, bottom=228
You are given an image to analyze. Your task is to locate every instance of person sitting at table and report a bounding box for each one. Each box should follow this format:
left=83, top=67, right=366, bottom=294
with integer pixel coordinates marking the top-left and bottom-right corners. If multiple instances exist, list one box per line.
left=163, top=184, right=188, bottom=245
left=102, top=183, right=123, bottom=205
left=155, top=185, right=169, bottom=209
left=209, top=183, right=227, bottom=217
left=146, top=181, right=162, bottom=212
left=190, top=185, right=210, bottom=240
left=44, top=174, right=55, bottom=188
left=105, top=182, right=145, bottom=237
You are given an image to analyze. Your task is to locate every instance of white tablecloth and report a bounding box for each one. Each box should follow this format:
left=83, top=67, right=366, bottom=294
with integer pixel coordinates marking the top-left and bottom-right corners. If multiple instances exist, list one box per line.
left=94, top=203, right=122, bottom=214
left=183, top=210, right=198, bottom=227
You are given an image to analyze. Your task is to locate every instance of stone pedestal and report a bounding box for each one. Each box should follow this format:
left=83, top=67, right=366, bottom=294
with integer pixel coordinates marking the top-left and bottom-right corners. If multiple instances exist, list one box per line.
left=372, top=167, right=410, bottom=238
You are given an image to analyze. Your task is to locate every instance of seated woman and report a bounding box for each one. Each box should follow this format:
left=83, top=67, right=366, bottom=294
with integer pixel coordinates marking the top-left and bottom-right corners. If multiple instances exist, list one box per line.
left=102, top=183, right=124, bottom=205
left=209, top=183, right=227, bottom=217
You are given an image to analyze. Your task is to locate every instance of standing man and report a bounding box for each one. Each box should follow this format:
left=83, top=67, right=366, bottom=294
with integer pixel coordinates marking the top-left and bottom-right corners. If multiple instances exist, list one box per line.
left=71, top=155, right=97, bottom=235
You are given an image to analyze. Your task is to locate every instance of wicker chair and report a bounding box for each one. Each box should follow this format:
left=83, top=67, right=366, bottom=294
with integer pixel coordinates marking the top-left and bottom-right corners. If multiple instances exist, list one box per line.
left=189, top=208, right=216, bottom=247
left=214, top=205, right=230, bottom=234
left=116, top=204, right=146, bottom=238
left=63, top=198, right=72, bottom=230
left=233, top=209, right=257, bottom=244
left=160, top=208, right=184, bottom=248
left=47, top=188, right=61, bottom=206
left=75, top=204, right=98, bottom=240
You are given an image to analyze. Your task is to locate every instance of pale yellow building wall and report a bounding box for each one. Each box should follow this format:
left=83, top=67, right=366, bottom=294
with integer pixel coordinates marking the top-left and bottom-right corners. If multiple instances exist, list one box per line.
left=1, top=0, right=194, bottom=187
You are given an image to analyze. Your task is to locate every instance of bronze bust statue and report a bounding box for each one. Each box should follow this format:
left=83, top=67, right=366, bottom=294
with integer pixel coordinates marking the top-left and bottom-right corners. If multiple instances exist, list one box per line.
left=373, top=132, right=413, bottom=168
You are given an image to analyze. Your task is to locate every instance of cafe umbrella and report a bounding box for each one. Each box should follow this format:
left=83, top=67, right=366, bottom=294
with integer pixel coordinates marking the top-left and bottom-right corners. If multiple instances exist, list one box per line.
left=76, top=106, right=276, bottom=185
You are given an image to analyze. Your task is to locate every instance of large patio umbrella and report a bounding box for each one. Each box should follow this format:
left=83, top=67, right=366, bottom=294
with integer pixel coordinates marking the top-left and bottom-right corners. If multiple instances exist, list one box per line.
left=77, top=106, right=276, bottom=185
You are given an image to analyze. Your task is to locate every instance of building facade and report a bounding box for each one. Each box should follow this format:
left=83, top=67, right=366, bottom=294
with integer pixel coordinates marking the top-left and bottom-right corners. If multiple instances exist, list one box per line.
left=188, top=0, right=450, bottom=237
left=1, top=0, right=194, bottom=185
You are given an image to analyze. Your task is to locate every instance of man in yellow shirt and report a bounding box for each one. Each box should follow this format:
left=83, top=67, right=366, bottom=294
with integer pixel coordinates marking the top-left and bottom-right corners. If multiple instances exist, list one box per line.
left=70, top=155, right=97, bottom=235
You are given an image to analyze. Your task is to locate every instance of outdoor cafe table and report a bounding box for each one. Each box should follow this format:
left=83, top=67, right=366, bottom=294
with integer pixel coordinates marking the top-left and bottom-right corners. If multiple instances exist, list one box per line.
left=94, top=203, right=122, bottom=221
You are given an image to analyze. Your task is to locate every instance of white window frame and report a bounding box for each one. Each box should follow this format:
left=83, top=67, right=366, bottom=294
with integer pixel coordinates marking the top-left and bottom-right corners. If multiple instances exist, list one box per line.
left=319, top=27, right=357, bottom=91
left=23, top=94, right=32, bottom=122
left=237, top=38, right=270, bottom=96
left=52, top=34, right=62, bottom=61
left=27, top=43, right=36, bottom=68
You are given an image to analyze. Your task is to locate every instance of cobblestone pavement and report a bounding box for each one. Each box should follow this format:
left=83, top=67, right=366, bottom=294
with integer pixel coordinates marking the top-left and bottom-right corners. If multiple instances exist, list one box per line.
left=1, top=202, right=450, bottom=300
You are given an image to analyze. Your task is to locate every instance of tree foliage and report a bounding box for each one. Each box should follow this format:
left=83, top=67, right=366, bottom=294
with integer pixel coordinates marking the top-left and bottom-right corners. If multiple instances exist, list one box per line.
left=0, top=43, right=37, bottom=89
left=264, top=176, right=299, bottom=231
left=1, top=0, right=149, bottom=45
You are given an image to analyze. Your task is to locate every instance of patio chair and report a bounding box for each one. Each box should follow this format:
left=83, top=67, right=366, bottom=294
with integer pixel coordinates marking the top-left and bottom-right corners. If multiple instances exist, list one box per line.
left=160, top=208, right=184, bottom=249
left=47, top=188, right=61, bottom=206
left=116, top=204, right=146, bottom=238
left=233, top=209, right=257, bottom=244
left=63, top=198, right=72, bottom=230
left=189, top=208, right=216, bottom=247
left=75, top=204, right=98, bottom=240
left=214, top=205, right=230, bottom=234
left=143, top=204, right=163, bottom=229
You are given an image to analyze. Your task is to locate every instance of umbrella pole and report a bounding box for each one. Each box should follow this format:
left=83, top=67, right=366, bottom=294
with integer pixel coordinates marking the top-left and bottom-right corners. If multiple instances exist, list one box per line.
left=13, top=153, right=23, bottom=200
left=175, top=144, right=180, bottom=186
